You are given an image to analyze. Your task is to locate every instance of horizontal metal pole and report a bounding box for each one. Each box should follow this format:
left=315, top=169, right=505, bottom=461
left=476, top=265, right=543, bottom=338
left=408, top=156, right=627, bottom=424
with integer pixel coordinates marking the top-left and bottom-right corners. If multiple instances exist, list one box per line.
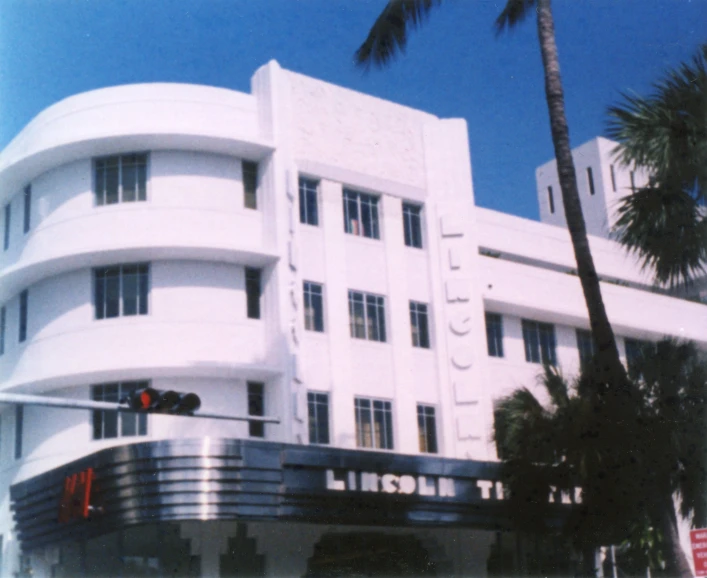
left=0, top=392, right=280, bottom=423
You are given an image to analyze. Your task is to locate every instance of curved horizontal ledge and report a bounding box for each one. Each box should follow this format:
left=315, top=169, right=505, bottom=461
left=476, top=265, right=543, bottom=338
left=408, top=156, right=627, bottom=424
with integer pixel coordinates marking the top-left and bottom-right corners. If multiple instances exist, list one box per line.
left=2, top=321, right=281, bottom=393
left=0, top=207, right=279, bottom=301
left=0, top=133, right=274, bottom=204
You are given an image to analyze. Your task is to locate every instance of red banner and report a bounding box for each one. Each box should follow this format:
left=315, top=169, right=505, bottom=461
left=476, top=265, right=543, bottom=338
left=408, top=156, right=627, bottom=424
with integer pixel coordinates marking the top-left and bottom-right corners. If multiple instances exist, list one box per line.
left=58, top=468, right=94, bottom=523
left=691, top=528, right=707, bottom=576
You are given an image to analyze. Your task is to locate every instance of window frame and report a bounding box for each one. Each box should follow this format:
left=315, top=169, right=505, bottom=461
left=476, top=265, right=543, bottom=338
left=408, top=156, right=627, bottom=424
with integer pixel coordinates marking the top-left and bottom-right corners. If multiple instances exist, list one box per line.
left=298, top=177, right=319, bottom=226
left=409, top=301, right=430, bottom=348
left=93, top=153, right=148, bottom=206
left=576, top=329, right=595, bottom=372
left=23, top=185, right=31, bottom=234
left=417, top=404, right=438, bottom=454
left=348, top=290, right=386, bottom=343
left=307, top=391, right=330, bottom=445
left=303, top=281, right=324, bottom=332
left=94, top=263, right=150, bottom=320
left=3, top=203, right=10, bottom=251
left=485, top=312, right=504, bottom=358
left=242, top=161, right=258, bottom=210
left=343, top=189, right=380, bottom=240
left=247, top=382, right=265, bottom=438
left=522, top=319, right=557, bottom=365
left=92, top=382, right=148, bottom=440
left=18, top=290, right=28, bottom=343
left=354, top=397, right=394, bottom=450
left=402, top=202, right=423, bottom=248
left=245, top=267, right=262, bottom=320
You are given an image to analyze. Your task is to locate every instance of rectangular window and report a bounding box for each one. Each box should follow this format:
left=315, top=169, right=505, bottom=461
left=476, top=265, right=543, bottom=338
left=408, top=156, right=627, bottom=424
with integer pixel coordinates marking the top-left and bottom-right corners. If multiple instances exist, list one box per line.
left=245, top=267, right=261, bottom=319
left=94, top=264, right=149, bottom=319
left=576, top=329, right=595, bottom=372
left=94, top=154, right=147, bottom=205
left=522, top=319, right=556, bottom=365
left=247, top=382, right=264, bottom=438
left=343, top=189, right=380, bottom=239
left=299, top=177, right=319, bottom=226
left=409, top=301, right=430, bottom=348
left=307, top=392, right=330, bottom=445
left=587, top=167, right=596, bottom=196
left=243, top=161, right=258, bottom=210
left=610, top=164, right=617, bottom=192
left=402, top=202, right=423, bottom=248
left=547, top=186, right=555, bottom=214
left=625, top=338, right=652, bottom=377
left=23, top=185, right=31, bottom=234
left=417, top=404, right=438, bottom=454
left=355, top=397, right=393, bottom=450
left=303, top=281, right=324, bottom=332
left=92, top=382, right=148, bottom=440
left=3, top=204, right=10, bottom=251
left=14, top=405, right=23, bottom=460
left=0, top=306, right=5, bottom=356
left=485, top=312, right=504, bottom=358
left=18, top=290, right=28, bottom=343
left=348, top=291, right=386, bottom=342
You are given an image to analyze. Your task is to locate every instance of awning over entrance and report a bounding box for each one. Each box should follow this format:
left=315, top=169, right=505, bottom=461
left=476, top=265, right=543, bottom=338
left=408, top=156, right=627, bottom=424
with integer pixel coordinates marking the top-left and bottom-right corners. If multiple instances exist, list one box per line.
left=11, top=438, right=573, bottom=551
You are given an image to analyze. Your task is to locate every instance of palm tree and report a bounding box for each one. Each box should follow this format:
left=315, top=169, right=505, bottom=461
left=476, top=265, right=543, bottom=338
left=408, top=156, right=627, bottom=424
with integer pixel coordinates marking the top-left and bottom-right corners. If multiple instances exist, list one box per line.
left=607, top=44, right=707, bottom=287
left=355, top=0, right=627, bottom=391
left=494, top=340, right=707, bottom=576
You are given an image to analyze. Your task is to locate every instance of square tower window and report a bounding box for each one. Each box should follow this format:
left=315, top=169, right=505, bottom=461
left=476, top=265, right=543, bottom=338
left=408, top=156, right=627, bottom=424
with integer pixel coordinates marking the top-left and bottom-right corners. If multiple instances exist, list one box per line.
left=402, top=202, right=423, bottom=248
left=23, top=185, right=31, bottom=233
left=18, top=290, right=28, bottom=343
left=248, top=382, right=265, bottom=438
left=299, top=177, right=319, bottom=226
left=485, top=313, right=504, bottom=358
left=348, top=291, right=386, bottom=342
left=303, top=281, right=324, bottom=332
left=94, top=264, right=149, bottom=319
left=307, top=392, right=330, bottom=445
left=354, top=397, right=393, bottom=450
left=245, top=268, right=262, bottom=319
left=243, top=161, right=258, bottom=210
left=522, top=319, right=556, bottom=365
left=417, top=405, right=438, bottom=454
left=409, top=301, right=430, bottom=348
left=92, top=382, right=148, bottom=440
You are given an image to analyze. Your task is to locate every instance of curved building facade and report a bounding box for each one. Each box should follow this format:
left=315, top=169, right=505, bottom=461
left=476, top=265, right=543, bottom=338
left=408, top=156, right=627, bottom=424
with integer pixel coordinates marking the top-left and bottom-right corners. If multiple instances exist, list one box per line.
left=0, top=62, right=704, bottom=576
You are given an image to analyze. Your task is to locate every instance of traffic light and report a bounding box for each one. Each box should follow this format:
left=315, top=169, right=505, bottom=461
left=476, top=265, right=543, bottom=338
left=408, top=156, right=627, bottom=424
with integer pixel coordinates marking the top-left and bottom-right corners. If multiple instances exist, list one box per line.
left=127, top=387, right=201, bottom=415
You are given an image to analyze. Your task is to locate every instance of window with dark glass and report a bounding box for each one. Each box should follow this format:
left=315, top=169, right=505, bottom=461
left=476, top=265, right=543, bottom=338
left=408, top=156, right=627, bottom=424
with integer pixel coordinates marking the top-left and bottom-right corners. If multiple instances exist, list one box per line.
left=307, top=392, right=330, bottom=445
left=303, top=281, right=324, bottom=332
left=547, top=186, right=555, bottom=214
left=402, top=202, right=423, bottom=248
left=625, top=338, right=653, bottom=377
left=23, top=185, right=31, bottom=233
left=409, top=301, right=430, bottom=348
left=92, top=382, right=148, bottom=440
left=485, top=312, right=504, bottom=358
left=576, top=329, right=595, bottom=371
left=348, top=290, right=386, bottom=342
left=587, top=167, right=596, bottom=196
left=18, top=290, right=28, bottom=343
left=14, top=405, right=23, bottom=460
left=245, top=268, right=261, bottom=319
left=522, top=319, right=556, bottom=365
left=248, top=382, right=265, bottom=438
left=355, top=397, right=393, bottom=450
left=417, top=404, right=438, bottom=454
left=3, top=204, right=10, bottom=251
left=94, top=264, right=149, bottom=319
left=299, top=177, right=319, bottom=226
left=243, top=161, right=258, bottom=210
left=610, top=165, right=617, bottom=192
left=343, top=189, right=380, bottom=239
left=94, top=154, right=147, bottom=206
left=0, top=306, right=5, bottom=356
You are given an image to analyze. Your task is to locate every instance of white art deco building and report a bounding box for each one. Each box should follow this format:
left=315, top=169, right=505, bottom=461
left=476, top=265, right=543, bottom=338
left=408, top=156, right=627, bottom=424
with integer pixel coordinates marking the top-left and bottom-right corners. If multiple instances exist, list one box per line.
left=0, top=61, right=704, bottom=577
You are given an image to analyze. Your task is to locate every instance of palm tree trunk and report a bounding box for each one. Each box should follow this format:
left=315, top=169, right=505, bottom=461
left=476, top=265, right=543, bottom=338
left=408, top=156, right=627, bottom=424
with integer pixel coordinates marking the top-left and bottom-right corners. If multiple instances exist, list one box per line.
left=657, top=497, right=693, bottom=577
left=534, top=0, right=627, bottom=389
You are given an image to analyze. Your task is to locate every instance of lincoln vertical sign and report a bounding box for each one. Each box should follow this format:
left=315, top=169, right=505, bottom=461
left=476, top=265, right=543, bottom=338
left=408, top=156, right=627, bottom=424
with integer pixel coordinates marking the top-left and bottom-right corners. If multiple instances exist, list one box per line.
left=691, top=529, right=707, bottom=576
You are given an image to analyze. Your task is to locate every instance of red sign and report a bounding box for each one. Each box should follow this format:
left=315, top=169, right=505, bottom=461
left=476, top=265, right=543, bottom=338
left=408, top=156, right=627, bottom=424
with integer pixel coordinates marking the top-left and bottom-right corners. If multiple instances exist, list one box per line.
left=691, top=528, right=707, bottom=575
left=58, top=468, right=94, bottom=523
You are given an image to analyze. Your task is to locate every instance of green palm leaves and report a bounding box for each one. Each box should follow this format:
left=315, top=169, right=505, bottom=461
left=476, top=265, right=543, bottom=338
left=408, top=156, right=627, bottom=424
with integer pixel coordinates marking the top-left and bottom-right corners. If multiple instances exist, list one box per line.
left=608, top=45, right=707, bottom=287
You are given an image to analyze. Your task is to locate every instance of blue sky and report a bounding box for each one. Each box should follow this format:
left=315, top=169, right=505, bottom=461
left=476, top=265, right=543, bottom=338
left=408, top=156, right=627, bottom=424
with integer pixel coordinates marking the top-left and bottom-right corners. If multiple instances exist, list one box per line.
left=1, top=0, right=705, bottom=220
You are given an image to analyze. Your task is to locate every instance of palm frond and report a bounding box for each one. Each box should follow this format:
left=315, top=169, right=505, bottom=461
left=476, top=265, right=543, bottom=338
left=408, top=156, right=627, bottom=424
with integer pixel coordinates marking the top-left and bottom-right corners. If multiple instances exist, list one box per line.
left=539, top=364, right=570, bottom=409
left=355, top=0, right=441, bottom=69
left=613, top=184, right=707, bottom=286
left=495, top=0, right=537, bottom=35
